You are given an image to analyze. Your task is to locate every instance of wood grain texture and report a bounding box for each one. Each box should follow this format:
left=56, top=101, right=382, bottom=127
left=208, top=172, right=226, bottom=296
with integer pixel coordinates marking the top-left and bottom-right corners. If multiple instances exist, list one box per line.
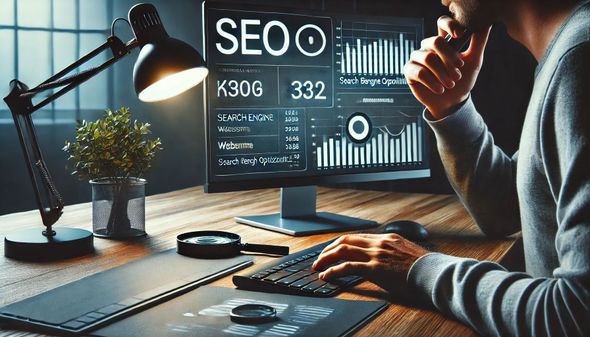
left=0, top=187, right=517, bottom=337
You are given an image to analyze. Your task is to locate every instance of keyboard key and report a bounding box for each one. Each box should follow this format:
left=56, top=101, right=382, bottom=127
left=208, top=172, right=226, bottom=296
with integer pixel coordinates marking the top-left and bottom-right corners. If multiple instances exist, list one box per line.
left=285, top=260, right=298, bottom=266
left=302, top=262, right=316, bottom=270
left=262, top=270, right=294, bottom=282
left=334, top=275, right=362, bottom=285
left=289, top=274, right=318, bottom=288
left=276, top=271, right=313, bottom=286
left=251, top=273, right=268, bottom=279
left=285, top=261, right=313, bottom=272
left=61, top=320, right=87, bottom=330
left=302, top=279, right=326, bottom=292
left=263, top=268, right=280, bottom=274
left=323, top=283, right=340, bottom=290
left=299, top=260, right=315, bottom=267
left=315, top=287, right=335, bottom=295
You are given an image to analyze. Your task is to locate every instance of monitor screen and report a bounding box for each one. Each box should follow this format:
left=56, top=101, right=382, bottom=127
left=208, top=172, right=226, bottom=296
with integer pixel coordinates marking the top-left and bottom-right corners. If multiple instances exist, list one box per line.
left=203, top=2, right=430, bottom=193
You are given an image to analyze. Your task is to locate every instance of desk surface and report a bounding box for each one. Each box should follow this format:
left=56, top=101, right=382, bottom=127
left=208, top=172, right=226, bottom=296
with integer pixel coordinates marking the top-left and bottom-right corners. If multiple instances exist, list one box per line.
left=0, top=187, right=517, bottom=337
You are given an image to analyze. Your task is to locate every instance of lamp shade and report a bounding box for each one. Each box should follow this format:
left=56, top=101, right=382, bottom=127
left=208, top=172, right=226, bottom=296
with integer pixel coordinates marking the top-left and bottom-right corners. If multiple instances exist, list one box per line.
left=133, top=38, right=208, bottom=102
left=129, top=3, right=208, bottom=102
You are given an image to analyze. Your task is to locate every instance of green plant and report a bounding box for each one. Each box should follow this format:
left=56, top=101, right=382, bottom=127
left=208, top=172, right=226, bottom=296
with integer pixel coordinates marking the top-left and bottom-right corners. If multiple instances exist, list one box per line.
left=63, top=107, right=162, bottom=237
left=63, top=107, right=162, bottom=183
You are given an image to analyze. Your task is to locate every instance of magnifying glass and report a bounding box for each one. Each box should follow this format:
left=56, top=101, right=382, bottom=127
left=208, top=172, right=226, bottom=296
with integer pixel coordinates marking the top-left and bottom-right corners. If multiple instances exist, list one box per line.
left=176, top=231, right=289, bottom=258
left=230, top=304, right=278, bottom=324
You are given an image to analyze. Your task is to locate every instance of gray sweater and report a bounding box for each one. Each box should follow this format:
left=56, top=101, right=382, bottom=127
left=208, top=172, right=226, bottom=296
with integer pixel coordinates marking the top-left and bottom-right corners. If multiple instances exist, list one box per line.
left=407, top=2, right=590, bottom=336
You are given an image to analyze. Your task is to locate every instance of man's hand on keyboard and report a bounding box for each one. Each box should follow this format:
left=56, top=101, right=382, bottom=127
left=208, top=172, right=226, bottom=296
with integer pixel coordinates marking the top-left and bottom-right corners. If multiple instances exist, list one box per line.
left=312, top=234, right=429, bottom=293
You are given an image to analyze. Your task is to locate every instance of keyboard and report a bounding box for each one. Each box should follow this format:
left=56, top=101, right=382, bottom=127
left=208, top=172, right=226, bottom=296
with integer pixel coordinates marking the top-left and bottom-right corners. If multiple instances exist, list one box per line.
left=233, top=239, right=363, bottom=297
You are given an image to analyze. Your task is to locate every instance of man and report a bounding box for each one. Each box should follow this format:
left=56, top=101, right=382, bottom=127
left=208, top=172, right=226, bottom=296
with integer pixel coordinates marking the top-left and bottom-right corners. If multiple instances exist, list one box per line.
left=312, top=0, right=590, bottom=335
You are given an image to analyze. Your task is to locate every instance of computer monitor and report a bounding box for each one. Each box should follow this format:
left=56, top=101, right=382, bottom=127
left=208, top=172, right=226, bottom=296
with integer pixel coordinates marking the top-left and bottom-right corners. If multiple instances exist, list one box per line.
left=202, top=2, right=429, bottom=236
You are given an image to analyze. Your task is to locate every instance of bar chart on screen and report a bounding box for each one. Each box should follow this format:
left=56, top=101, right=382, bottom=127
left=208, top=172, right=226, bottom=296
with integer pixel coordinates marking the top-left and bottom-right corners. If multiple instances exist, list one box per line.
left=336, top=20, right=420, bottom=79
left=312, top=112, right=424, bottom=170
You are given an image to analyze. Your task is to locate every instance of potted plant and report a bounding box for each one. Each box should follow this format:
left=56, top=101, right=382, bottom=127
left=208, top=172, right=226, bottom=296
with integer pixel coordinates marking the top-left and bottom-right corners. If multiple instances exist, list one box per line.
left=63, top=107, right=162, bottom=239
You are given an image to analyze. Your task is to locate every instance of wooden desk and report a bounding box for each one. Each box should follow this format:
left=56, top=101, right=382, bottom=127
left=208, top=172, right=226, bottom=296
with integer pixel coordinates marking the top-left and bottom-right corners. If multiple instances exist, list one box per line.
left=0, top=187, right=517, bottom=337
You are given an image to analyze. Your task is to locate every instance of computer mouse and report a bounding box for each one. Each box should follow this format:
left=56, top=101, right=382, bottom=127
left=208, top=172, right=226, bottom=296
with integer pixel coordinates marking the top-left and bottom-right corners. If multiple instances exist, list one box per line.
left=382, top=220, right=429, bottom=242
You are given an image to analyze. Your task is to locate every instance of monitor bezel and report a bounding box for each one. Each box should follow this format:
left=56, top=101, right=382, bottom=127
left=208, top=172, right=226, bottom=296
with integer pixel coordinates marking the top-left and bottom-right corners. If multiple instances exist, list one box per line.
left=202, top=1, right=430, bottom=193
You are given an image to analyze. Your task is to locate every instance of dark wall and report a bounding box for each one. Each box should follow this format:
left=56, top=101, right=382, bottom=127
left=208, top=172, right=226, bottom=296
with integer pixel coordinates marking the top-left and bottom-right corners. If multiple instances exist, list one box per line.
left=0, top=0, right=535, bottom=215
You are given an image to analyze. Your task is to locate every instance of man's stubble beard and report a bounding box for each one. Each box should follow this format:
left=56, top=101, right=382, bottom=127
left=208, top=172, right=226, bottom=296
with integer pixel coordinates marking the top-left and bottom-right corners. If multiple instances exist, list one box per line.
left=450, top=0, right=498, bottom=31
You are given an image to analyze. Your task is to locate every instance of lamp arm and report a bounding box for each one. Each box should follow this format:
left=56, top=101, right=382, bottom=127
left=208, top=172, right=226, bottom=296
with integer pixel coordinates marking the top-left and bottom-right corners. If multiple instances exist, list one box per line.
left=20, top=36, right=139, bottom=114
left=7, top=99, right=63, bottom=232
left=3, top=35, right=139, bottom=235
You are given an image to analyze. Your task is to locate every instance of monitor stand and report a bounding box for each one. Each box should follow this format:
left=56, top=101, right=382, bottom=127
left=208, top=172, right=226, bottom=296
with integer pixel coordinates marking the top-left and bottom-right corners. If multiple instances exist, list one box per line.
left=235, top=186, right=379, bottom=236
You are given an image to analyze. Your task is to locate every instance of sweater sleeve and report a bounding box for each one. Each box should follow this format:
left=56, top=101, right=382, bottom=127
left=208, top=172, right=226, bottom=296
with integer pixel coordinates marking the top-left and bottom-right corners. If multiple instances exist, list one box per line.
left=407, top=44, right=590, bottom=337
left=424, top=99, right=521, bottom=237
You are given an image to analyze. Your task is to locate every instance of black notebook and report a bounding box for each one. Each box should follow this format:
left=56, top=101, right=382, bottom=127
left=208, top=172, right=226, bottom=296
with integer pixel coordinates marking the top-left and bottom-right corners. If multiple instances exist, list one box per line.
left=93, top=286, right=388, bottom=337
left=0, top=249, right=253, bottom=334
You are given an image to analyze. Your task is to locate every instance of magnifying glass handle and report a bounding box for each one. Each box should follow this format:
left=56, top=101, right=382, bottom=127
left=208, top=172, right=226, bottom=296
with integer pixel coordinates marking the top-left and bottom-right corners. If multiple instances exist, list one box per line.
left=241, top=243, right=289, bottom=256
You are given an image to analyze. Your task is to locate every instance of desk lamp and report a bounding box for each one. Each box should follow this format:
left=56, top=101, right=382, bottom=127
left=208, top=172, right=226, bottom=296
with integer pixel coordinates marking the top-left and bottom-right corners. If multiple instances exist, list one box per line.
left=3, top=3, right=208, bottom=261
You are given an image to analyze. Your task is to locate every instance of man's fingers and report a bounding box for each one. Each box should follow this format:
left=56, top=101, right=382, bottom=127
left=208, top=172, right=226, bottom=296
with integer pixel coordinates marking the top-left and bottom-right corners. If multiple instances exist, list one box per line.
left=437, top=16, right=467, bottom=38
left=319, top=233, right=391, bottom=258
left=420, top=35, right=464, bottom=73
left=318, top=261, right=371, bottom=281
left=319, top=234, right=376, bottom=256
left=411, top=49, right=457, bottom=88
left=404, top=61, right=445, bottom=95
left=312, top=244, right=371, bottom=271
left=464, top=26, right=492, bottom=62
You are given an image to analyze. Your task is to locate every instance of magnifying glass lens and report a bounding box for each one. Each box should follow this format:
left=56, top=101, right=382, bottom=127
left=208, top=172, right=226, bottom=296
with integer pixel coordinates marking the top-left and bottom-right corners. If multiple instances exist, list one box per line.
left=182, top=235, right=234, bottom=245
left=230, top=304, right=277, bottom=324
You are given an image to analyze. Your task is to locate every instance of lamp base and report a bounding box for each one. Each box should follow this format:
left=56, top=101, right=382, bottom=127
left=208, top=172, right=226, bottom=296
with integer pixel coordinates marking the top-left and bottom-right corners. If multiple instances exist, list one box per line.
left=4, top=227, right=94, bottom=261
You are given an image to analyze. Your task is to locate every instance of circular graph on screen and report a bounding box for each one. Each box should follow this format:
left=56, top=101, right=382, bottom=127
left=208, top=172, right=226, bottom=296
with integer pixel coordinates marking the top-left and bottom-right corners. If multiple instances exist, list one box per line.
left=346, top=112, right=372, bottom=143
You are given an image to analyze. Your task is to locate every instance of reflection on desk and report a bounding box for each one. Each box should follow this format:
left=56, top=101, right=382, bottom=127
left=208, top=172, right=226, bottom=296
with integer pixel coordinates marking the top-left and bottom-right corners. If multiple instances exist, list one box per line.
left=0, top=186, right=517, bottom=337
